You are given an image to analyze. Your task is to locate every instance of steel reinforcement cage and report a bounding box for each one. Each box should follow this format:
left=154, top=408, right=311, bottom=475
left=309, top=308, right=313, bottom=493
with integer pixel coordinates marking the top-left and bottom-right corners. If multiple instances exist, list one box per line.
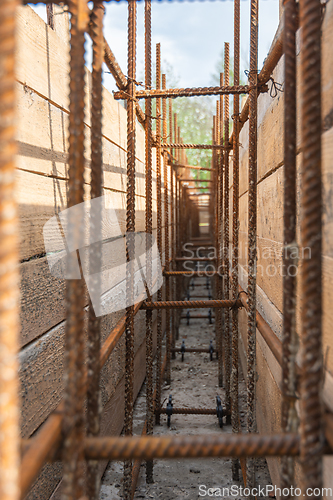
left=0, top=0, right=330, bottom=499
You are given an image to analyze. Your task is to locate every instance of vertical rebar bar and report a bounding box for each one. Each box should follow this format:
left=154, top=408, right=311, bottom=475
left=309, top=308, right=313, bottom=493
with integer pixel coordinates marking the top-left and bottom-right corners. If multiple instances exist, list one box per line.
left=144, top=0, right=154, bottom=484
left=224, top=43, right=231, bottom=424
left=281, top=0, right=298, bottom=496
left=247, top=0, right=259, bottom=491
left=218, top=73, right=224, bottom=389
left=123, top=1, right=137, bottom=497
left=163, top=74, right=171, bottom=385
left=63, top=1, right=88, bottom=498
left=86, top=3, right=104, bottom=499
left=155, top=43, right=163, bottom=426
left=299, top=0, right=323, bottom=495
left=169, top=99, right=176, bottom=359
left=0, top=0, right=20, bottom=497
left=231, top=0, right=240, bottom=481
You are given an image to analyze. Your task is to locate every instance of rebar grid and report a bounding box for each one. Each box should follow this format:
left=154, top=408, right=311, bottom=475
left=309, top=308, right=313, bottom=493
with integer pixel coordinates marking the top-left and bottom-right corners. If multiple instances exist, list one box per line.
left=0, top=0, right=19, bottom=498
left=1, top=1, right=327, bottom=499
left=62, top=1, right=87, bottom=497
left=299, top=0, right=323, bottom=494
left=86, top=3, right=104, bottom=498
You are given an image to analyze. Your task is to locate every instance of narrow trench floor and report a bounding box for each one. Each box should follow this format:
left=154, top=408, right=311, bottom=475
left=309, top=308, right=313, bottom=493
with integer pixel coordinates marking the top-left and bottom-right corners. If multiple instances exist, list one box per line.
left=100, top=279, right=273, bottom=499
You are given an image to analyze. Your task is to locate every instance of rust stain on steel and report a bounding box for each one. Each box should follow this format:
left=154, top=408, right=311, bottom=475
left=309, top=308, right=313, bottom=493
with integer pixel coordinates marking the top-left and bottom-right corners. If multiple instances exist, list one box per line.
left=62, top=0, right=88, bottom=497
left=247, top=0, right=259, bottom=492
left=115, top=84, right=250, bottom=100
left=142, top=300, right=242, bottom=309
left=86, top=3, right=104, bottom=499
left=160, top=143, right=231, bottom=150
left=84, top=433, right=301, bottom=461
left=281, top=0, right=299, bottom=497
left=123, top=1, right=137, bottom=497
left=223, top=43, right=231, bottom=423
left=299, top=0, right=323, bottom=495
left=162, top=74, right=172, bottom=385
left=0, top=0, right=20, bottom=497
left=231, top=0, right=241, bottom=482
left=144, top=0, right=154, bottom=483
left=154, top=42, right=163, bottom=426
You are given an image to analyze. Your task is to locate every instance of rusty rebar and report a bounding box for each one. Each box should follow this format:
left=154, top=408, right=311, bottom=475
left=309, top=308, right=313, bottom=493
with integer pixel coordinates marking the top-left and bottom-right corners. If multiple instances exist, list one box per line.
left=115, top=85, right=250, bottom=100
left=223, top=43, right=231, bottom=424
left=86, top=3, right=104, bottom=499
left=124, top=1, right=137, bottom=497
left=281, top=0, right=298, bottom=496
left=160, top=143, right=231, bottom=150
left=142, top=300, right=242, bottom=309
left=299, top=0, right=323, bottom=495
left=62, top=1, right=87, bottom=498
left=231, top=0, right=241, bottom=482
left=247, top=0, right=259, bottom=492
left=156, top=408, right=226, bottom=415
left=163, top=271, right=224, bottom=277
left=0, top=0, right=20, bottom=497
left=144, top=0, right=154, bottom=484
left=84, top=433, right=300, bottom=461
left=155, top=42, right=163, bottom=426
left=218, top=75, right=224, bottom=390
left=162, top=74, right=171, bottom=385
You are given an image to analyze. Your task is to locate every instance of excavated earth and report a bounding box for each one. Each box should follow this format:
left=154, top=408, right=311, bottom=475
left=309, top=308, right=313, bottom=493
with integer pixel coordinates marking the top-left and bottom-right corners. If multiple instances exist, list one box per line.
left=100, top=278, right=272, bottom=499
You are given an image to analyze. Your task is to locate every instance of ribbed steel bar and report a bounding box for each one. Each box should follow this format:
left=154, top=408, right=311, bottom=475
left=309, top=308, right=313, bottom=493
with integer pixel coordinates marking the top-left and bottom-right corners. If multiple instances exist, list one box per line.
left=0, top=0, right=19, bottom=497
left=85, top=433, right=300, bottom=461
left=163, top=271, right=224, bottom=277
left=231, top=0, right=240, bottom=482
left=171, top=348, right=217, bottom=354
left=175, top=257, right=216, bottom=262
left=155, top=42, right=163, bottom=426
left=217, top=76, right=224, bottom=389
left=86, top=4, right=104, bottom=499
left=142, top=300, right=242, bottom=309
left=124, top=1, right=137, bottom=497
left=160, top=143, right=231, bottom=150
left=223, top=43, right=231, bottom=424
left=247, top=0, right=259, bottom=492
left=169, top=99, right=176, bottom=360
left=162, top=74, right=171, bottom=385
left=176, top=164, right=211, bottom=171
left=180, top=179, right=212, bottom=182
left=299, top=0, right=323, bottom=494
left=281, top=0, right=298, bottom=496
left=62, top=1, right=87, bottom=498
left=144, top=0, right=154, bottom=484
left=115, top=85, right=250, bottom=100
left=156, top=408, right=224, bottom=415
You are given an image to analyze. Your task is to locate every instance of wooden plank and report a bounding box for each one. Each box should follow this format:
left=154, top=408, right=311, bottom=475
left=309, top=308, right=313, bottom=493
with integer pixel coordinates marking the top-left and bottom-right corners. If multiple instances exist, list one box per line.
left=19, top=307, right=147, bottom=438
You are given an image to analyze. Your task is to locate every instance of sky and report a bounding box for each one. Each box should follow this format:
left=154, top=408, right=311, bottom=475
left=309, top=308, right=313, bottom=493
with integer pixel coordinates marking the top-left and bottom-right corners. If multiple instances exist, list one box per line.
left=33, top=0, right=280, bottom=94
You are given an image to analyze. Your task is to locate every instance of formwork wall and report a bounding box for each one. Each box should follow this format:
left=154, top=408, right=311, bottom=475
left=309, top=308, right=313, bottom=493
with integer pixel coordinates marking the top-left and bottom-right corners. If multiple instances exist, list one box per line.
left=235, top=2, right=333, bottom=493
left=16, top=6, right=173, bottom=498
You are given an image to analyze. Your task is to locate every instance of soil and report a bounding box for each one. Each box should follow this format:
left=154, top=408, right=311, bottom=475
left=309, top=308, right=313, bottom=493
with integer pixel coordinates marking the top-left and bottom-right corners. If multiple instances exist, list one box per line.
left=100, top=278, right=272, bottom=500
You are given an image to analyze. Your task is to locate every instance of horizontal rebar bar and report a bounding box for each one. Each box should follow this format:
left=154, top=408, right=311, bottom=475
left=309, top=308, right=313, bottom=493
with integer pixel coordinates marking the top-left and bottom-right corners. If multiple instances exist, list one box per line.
left=176, top=164, right=212, bottom=171
left=175, top=257, right=216, bottom=261
left=84, top=433, right=300, bottom=460
left=156, top=408, right=227, bottom=415
left=171, top=348, right=216, bottom=354
left=180, top=179, right=212, bottom=182
left=163, top=271, right=223, bottom=277
left=114, top=85, right=250, bottom=100
left=160, top=143, right=231, bottom=150
left=142, top=300, right=242, bottom=309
